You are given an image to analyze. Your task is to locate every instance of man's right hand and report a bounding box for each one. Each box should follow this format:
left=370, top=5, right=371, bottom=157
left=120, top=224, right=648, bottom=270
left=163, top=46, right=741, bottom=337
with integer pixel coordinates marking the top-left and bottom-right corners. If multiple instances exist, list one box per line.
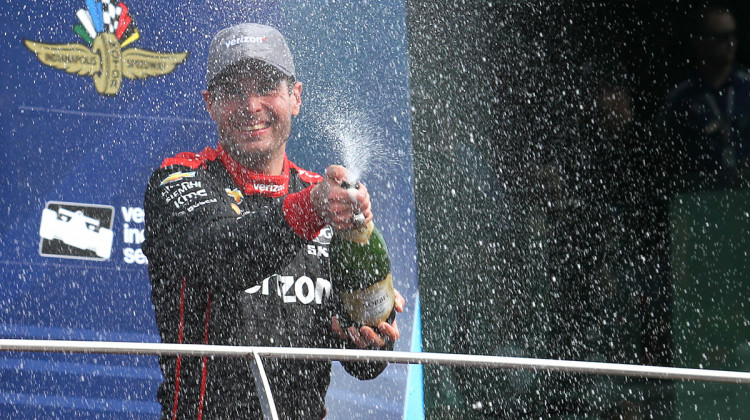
left=310, top=165, right=373, bottom=231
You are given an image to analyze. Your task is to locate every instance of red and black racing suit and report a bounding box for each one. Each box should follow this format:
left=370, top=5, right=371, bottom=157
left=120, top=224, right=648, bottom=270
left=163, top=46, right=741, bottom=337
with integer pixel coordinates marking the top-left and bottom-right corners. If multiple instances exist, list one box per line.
left=142, top=145, right=387, bottom=420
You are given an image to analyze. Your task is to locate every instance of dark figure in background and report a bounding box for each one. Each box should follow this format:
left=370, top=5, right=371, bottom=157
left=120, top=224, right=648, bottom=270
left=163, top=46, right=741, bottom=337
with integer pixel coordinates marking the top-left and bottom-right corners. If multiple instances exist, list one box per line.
left=142, top=23, right=403, bottom=419
left=641, top=5, right=750, bottom=416
left=658, top=5, right=750, bottom=192
left=649, top=0, right=750, bottom=370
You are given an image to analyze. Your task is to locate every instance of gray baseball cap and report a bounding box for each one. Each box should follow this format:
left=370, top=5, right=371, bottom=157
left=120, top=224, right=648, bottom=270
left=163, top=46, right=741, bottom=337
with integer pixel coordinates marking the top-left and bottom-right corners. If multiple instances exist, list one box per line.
left=206, top=23, right=295, bottom=84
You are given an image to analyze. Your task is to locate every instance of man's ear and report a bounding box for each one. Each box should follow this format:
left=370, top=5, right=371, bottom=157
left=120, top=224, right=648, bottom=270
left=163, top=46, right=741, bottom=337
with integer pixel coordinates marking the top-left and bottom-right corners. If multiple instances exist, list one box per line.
left=202, top=90, right=214, bottom=116
left=290, top=82, right=302, bottom=117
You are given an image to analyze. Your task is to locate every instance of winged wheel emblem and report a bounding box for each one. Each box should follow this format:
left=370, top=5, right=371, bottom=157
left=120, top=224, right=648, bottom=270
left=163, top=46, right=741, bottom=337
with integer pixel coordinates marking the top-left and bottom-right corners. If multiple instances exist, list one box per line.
left=23, top=1, right=188, bottom=96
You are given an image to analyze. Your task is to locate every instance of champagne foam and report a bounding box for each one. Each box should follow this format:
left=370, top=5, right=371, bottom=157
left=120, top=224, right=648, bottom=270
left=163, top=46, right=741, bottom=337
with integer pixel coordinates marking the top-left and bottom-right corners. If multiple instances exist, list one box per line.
left=319, top=101, right=388, bottom=184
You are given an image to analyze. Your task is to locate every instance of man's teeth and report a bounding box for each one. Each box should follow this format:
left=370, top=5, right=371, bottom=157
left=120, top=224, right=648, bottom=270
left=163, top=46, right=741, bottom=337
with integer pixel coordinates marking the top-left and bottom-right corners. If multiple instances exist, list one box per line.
left=239, top=122, right=269, bottom=131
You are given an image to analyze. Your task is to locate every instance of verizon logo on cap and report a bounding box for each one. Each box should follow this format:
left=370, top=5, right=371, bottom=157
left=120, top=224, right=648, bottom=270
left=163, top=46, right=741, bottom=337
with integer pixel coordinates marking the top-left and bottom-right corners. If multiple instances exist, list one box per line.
left=207, top=23, right=295, bottom=84
left=225, top=36, right=267, bottom=48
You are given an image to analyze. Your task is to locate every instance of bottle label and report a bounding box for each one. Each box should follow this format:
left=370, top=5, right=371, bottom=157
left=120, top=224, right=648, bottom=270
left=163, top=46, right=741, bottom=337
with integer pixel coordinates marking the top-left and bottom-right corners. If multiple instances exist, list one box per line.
left=340, top=273, right=395, bottom=326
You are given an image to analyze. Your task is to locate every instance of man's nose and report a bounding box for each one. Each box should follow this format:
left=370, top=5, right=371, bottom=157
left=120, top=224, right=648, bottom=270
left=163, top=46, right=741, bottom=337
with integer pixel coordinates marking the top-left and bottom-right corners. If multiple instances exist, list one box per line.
left=245, top=92, right=263, bottom=113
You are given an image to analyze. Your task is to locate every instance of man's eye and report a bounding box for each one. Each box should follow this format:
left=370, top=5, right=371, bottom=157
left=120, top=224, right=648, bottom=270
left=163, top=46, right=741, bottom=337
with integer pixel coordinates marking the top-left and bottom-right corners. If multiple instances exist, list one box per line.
left=216, top=86, right=242, bottom=98
left=257, top=84, right=277, bottom=95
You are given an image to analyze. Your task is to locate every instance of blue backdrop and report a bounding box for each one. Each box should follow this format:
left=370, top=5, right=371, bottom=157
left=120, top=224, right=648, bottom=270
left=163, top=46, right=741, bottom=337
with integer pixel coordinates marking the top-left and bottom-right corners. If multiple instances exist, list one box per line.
left=0, top=1, right=418, bottom=418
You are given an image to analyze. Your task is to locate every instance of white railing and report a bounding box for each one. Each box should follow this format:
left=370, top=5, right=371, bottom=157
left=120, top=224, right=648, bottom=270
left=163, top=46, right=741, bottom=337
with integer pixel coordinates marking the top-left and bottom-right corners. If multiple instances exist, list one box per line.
left=1, top=339, right=749, bottom=419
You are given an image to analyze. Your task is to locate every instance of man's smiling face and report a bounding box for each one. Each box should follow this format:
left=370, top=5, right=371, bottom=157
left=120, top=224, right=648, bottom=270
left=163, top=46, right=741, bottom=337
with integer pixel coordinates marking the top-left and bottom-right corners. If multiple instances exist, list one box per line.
left=204, top=63, right=302, bottom=173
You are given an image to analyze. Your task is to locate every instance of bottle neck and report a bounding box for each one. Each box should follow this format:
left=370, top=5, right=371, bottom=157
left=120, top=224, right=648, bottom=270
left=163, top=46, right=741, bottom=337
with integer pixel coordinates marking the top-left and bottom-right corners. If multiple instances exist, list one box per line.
left=336, top=220, right=375, bottom=244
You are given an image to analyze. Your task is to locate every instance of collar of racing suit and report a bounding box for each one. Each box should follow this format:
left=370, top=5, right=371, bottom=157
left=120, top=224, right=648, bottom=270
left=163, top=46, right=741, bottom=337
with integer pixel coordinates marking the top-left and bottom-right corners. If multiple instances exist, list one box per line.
left=215, top=144, right=290, bottom=198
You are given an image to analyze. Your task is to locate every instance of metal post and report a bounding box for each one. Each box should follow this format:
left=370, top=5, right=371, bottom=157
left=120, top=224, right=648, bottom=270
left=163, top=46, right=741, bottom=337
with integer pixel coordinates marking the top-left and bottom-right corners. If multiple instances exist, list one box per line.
left=249, top=351, right=279, bottom=420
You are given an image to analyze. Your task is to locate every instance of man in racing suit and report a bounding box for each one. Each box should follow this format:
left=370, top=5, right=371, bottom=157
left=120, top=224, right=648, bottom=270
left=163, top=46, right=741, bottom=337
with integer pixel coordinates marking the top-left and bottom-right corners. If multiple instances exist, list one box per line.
left=142, top=23, right=402, bottom=419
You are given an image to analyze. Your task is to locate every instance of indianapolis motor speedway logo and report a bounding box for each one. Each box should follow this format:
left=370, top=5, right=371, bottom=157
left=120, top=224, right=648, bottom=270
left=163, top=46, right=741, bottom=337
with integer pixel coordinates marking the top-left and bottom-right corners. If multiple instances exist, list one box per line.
left=23, top=1, right=188, bottom=96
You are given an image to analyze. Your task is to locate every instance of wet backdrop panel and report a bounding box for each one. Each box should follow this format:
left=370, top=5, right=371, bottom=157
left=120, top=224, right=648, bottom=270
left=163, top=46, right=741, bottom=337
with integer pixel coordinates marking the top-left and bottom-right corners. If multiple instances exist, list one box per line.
left=671, top=190, right=750, bottom=418
left=0, top=1, right=417, bottom=419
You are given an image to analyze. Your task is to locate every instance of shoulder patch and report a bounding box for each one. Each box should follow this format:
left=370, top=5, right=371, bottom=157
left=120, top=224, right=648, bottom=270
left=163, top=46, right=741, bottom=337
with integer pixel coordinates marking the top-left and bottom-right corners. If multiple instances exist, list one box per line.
left=159, top=171, right=195, bottom=186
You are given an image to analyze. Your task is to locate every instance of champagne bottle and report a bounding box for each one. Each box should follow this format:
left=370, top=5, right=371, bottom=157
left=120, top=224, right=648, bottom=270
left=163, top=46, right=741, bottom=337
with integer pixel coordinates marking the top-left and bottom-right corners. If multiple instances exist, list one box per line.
left=329, top=182, right=396, bottom=328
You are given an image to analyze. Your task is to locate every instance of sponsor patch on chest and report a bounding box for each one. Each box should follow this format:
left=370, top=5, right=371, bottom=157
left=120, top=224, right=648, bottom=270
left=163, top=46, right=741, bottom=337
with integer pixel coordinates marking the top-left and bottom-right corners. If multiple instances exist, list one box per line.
left=245, top=274, right=331, bottom=305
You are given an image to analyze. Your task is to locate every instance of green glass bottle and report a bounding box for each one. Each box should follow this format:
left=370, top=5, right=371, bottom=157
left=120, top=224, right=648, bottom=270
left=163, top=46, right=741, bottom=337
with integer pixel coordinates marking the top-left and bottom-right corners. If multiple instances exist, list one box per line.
left=329, top=185, right=396, bottom=328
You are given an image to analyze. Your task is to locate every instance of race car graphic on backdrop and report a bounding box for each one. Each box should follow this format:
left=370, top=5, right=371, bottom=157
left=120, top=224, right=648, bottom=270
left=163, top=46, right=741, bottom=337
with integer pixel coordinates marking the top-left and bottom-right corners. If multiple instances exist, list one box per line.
left=23, top=0, right=189, bottom=96
left=39, top=202, right=115, bottom=260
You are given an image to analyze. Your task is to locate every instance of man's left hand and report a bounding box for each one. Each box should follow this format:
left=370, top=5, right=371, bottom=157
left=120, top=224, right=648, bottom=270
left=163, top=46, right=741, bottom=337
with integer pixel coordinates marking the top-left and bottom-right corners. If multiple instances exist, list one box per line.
left=332, top=289, right=406, bottom=349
